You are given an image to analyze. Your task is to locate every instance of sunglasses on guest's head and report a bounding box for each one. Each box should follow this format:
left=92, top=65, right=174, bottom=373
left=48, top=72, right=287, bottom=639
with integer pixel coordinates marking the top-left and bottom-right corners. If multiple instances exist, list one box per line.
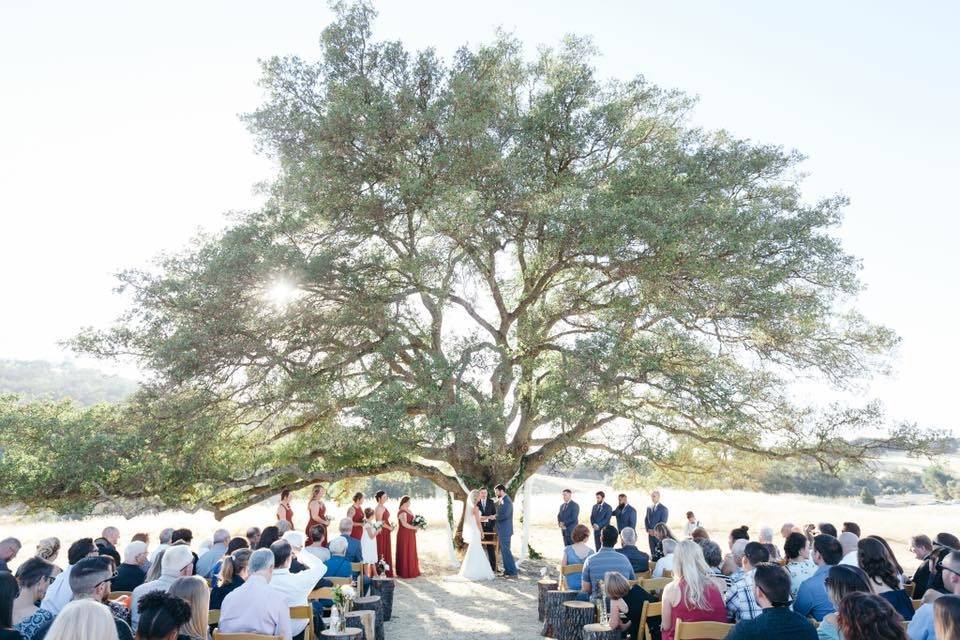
left=937, top=561, right=960, bottom=577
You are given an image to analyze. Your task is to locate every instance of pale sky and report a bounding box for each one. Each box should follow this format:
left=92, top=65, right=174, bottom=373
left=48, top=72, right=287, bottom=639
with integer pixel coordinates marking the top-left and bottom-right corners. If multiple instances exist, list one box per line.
left=1, top=1, right=957, bottom=432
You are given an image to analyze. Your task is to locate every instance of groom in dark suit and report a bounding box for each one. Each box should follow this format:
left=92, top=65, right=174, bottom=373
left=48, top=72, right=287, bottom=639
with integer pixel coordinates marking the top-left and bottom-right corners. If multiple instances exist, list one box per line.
left=494, top=484, right=517, bottom=577
left=477, top=487, right=498, bottom=571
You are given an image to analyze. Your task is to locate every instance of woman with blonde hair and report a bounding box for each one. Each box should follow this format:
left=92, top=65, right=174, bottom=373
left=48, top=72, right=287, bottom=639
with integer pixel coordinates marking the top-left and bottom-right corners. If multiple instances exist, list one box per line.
left=607, top=571, right=656, bottom=640
left=35, top=538, right=60, bottom=564
left=168, top=576, right=208, bottom=640
left=305, top=485, right=330, bottom=546
left=935, top=595, right=960, bottom=640
left=43, top=599, right=119, bottom=640
left=660, top=540, right=726, bottom=640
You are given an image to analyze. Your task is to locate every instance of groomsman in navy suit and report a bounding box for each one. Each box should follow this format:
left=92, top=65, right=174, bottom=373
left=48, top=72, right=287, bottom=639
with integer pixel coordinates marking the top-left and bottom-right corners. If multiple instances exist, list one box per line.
left=590, top=491, right=613, bottom=550
left=557, top=489, right=579, bottom=546
left=494, top=484, right=517, bottom=577
left=644, top=490, right=669, bottom=556
left=612, top=493, right=637, bottom=531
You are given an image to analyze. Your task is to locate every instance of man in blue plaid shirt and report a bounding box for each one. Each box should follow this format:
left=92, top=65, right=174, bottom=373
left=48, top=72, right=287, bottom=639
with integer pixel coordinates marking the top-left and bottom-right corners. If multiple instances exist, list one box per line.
left=725, top=541, right=771, bottom=621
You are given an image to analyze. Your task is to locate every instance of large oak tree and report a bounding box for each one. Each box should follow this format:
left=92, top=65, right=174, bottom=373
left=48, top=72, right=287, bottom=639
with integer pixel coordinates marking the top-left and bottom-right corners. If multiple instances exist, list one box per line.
left=26, top=2, right=932, bottom=519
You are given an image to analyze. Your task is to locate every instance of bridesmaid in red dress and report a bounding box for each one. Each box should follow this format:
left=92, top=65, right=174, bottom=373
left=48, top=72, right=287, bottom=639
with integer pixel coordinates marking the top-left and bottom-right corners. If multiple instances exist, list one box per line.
left=305, top=485, right=330, bottom=545
left=347, top=492, right=365, bottom=540
left=395, top=495, right=420, bottom=579
left=276, top=489, right=294, bottom=527
left=374, top=490, right=395, bottom=577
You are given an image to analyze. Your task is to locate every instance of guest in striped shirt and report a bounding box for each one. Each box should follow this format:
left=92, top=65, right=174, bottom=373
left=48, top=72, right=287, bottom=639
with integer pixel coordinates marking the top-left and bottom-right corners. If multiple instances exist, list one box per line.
left=725, top=542, right=770, bottom=622
left=578, top=526, right=636, bottom=601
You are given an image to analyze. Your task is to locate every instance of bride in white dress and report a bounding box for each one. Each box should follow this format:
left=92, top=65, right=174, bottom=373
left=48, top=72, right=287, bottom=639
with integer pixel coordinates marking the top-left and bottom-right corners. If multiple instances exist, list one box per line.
left=447, top=489, right=495, bottom=581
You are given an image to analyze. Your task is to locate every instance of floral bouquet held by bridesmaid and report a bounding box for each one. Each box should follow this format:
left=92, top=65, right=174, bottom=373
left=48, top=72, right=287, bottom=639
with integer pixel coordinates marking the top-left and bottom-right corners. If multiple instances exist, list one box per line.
left=411, top=515, right=427, bottom=529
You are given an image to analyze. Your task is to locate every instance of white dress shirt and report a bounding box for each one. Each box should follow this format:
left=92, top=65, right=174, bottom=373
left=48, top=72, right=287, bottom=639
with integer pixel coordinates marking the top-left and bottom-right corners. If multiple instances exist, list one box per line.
left=652, top=553, right=674, bottom=578
left=39, top=564, right=74, bottom=615
left=270, top=550, right=327, bottom=635
left=839, top=550, right=859, bottom=566
left=220, top=574, right=292, bottom=640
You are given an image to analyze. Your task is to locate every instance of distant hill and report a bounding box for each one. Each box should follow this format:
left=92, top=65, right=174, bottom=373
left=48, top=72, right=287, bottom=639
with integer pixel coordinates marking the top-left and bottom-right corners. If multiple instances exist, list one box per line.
left=0, top=359, right=138, bottom=406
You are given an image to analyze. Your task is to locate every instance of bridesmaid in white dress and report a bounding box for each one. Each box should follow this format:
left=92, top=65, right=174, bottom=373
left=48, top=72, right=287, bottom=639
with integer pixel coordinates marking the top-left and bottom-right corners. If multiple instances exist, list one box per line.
left=361, top=507, right=379, bottom=574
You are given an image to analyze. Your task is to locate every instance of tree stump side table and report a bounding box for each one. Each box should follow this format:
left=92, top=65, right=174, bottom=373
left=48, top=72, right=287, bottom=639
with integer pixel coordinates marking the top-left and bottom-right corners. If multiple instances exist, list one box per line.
left=538, top=579, right=559, bottom=621
left=559, top=600, right=595, bottom=640
left=321, top=629, right=363, bottom=640
left=352, top=595, right=384, bottom=640
left=541, top=589, right=576, bottom=637
left=582, top=622, right=622, bottom=640
left=370, top=577, right=395, bottom=621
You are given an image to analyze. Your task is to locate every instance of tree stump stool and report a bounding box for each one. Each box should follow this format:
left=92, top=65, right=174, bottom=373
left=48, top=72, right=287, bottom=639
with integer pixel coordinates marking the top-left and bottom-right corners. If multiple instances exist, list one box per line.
left=538, top=579, right=559, bottom=621
left=370, top=577, right=395, bottom=621
left=541, top=590, right=576, bottom=637
left=582, top=622, right=621, bottom=640
left=352, top=596, right=384, bottom=640
left=321, top=629, right=362, bottom=640
left=559, top=600, right=595, bottom=640
left=344, top=610, right=376, bottom=640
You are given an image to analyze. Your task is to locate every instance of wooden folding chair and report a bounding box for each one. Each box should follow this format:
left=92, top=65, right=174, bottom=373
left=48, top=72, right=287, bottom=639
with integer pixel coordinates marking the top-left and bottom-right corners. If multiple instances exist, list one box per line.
left=904, top=582, right=915, bottom=598
left=635, top=569, right=652, bottom=580
left=912, top=598, right=923, bottom=610
left=212, top=633, right=282, bottom=640
left=208, top=609, right=220, bottom=626
left=560, top=563, right=583, bottom=590
left=638, top=600, right=662, bottom=640
left=673, top=620, right=733, bottom=640
left=290, top=605, right=315, bottom=640
left=351, top=562, right=365, bottom=593
left=326, top=577, right=352, bottom=586
left=662, top=569, right=673, bottom=579
left=640, top=577, right=672, bottom=595
left=673, top=619, right=734, bottom=639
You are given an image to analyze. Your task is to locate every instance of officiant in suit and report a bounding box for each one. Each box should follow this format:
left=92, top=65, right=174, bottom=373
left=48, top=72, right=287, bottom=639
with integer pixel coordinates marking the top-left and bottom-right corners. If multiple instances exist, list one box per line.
left=557, top=489, right=579, bottom=546
left=494, top=484, right=517, bottom=576
left=477, top=487, right=498, bottom=571
left=644, top=489, right=669, bottom=556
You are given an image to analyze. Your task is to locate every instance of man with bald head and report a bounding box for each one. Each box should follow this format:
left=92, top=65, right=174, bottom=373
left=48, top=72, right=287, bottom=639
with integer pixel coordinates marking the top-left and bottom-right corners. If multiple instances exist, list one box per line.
left=197, top=528, right=231, bottom=578
left=837, top=531, right=859, bottom=566
left=95, top=526, right=121, bottom=564
left=643, top=489, right=668, bottom=557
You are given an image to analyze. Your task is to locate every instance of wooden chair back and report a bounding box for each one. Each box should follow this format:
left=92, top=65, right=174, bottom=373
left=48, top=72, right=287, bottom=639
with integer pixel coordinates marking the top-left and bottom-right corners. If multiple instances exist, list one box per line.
left=639, top=600, right=662, bottom=640
left=662, top=569, right=673, bottom=579
left=635, top=569, right=652, bottom=580
left=351, top=562, right=364, bottom=593
left=309, top=587, right=334, bottom=601
left=912, top=598, right=923, bottom=610
left=904, top=582, right=915, bottom=598
left=213, top=633, right=282, bottom=640
left=208, top=609, right=220, bottom=625
left=640, top=577, right=672, bottom=594
left=560, top=563, right=583, bottom=590
left=673, top=619, right=734, bottom=639
left=290, top=605, right=315, bottom=640
left=326, top=577, right=352, bottom=586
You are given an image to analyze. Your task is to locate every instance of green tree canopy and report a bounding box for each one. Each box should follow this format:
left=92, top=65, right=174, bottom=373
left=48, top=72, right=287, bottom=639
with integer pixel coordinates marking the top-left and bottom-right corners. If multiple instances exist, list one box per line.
left=12, top=2, right=936, bottom=518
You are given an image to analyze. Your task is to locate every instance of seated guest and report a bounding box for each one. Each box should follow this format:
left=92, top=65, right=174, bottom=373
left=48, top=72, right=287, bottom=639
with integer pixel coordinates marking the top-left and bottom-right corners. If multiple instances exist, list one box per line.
left=794, top=534, right=844, bottom=622
left=722, top=527, right=750, bottom=575
left=925, top=533, right=960, bottom=595
left=652, top=539, right=677, bottom=578
left=660, top=540, right=726, bottom=640
left=698, top=540, right=730, bottom=592
left=758, top=527, right=781, bottom=562
left=858, top=537, right=913, bottom=620
left=210, top=549, right=251, bottom=611
left=818, top=523, right=838, bottom=538
left=784, top=531, right=817, bottom=600
left=0, top=572, right=22, bottom=640
left=12, top=558, right=56, bottom=640
left=304, top=526, right=331, bottom=563
left=683, top=512, right=701, bottom=537
left=136, top=591, right=192, bottom=640
left=690, top=527, right=710, bottom=542
left=277, top=520, right=293, bottom=534
left=781, top=523, right=796, bottom=542
left=333, top=519, right=363, bottom=565
left=169, top=529, right=198, bottom=576
left=130, top=545, right=194, bottom=630
left=280, top=532, right=310, bottom=574
left=652, top=523, right=678, bottom=562
left=69, top=556, right=134, bottom=640
left=579, top=526, right=636, bottom=600
left=725, top=540, right=749, bottom=585
left=816, top=564, right=874, bottom=640
left=257, top=526, right=281, bottom=551
left=561, top=525, right=595, bottom=591
left=909, top=549, right=960, bottom=640
left=40, top=538, right=99, bottom=615
left=148, top=529, right=173, bottom=566
left=112, top=541, right=148, bottom=593
left=95, top=527, right=122, bottom=565
left=836, top=592, right=908, bottom=640
left=616, top=527, right=649, bottom=574
left=269, top=540, right=327, bottom=639
left=246, top=527, right=261, bottom=549
left=726, top=563, right=816, bottom=639
left=725, top=542, right=770, bottom=622
left=934, top=595, right=960, bottom=640
left=34, top=538, right=60, bottom=565
left=218, top=548, right=290, bottom=638
left=209, top=537, right=249, bottom=588
left=43, top=599, right=119, bottom=640
left=195, top=529, right=230, bottom=580
left=838, top=532, right=860, bottom=566
left=909, top=535, right=934, bottom=600
left=314, top=538, right=354, bottom=608
left=865, top=535, right=905, bottom=583
left=606, top=571, right=656, bottom=640
left=842, top=522, right=861, bottom=538
left=168, top=576, right=209, bottom=640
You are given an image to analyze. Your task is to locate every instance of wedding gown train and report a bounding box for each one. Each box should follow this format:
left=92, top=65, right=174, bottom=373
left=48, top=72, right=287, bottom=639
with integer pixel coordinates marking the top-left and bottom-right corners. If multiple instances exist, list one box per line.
left=445, top=505, right=495, bottom=582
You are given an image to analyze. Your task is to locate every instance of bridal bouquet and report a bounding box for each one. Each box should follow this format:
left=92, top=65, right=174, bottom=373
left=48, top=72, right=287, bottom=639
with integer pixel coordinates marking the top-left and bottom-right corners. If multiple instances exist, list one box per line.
left=411, top=515, right=427, bottom=529
left=332, top=584, right=356, bottom=631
